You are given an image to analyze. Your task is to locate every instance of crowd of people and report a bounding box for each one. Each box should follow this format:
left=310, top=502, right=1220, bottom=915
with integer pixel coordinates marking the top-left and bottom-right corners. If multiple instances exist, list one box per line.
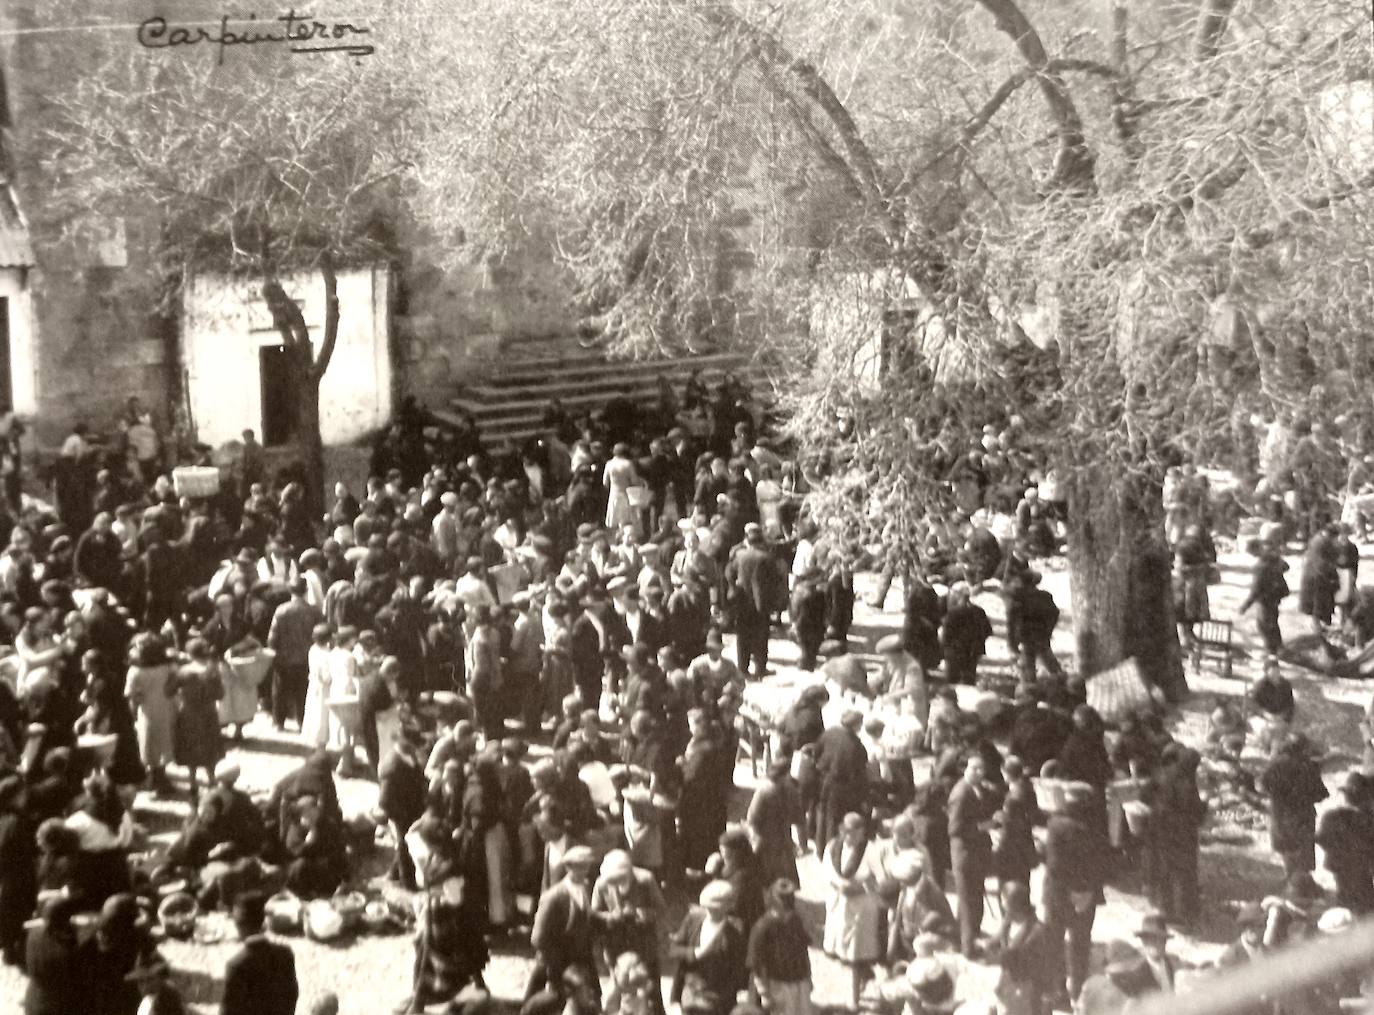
left=0, top=377, right=1370, bottom=1015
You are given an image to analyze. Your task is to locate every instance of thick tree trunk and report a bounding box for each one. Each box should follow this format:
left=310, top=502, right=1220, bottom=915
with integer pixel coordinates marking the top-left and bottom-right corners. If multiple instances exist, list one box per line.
left=1065, top=469, right=1188, bottom=702
left=295, top=373, right=326, bottom=521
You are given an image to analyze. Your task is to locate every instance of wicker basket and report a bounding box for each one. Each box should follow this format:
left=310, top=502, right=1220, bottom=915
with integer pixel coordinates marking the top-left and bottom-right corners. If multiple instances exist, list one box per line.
left=327, top=695, right=362, bottom=735
left=157, top=893, right=199, bottom=940
left=77, top=733, right=118, bottom=767
left=225, top=647, right=276, bottom=690
left=265, top=892, right=302, bottom=935
left=172, top=466, right=221, bottom=499
left=331, top=891, right=366, bottom=933
left=626, top=486, right=652, bottom=509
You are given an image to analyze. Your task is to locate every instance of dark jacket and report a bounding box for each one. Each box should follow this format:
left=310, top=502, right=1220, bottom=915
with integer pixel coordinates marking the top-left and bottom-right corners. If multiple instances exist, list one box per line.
left=670, top=907, right=748, bottom=1015
left=221, top=935, right=298, bottom=1015
left=24, top=924, right=86, bottom=1015
left=378, top=748, right=428, bottom=826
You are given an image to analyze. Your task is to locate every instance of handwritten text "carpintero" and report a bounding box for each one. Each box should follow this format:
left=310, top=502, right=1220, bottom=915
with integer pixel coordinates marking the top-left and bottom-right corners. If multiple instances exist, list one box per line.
left=136, top=11, right=375, bottom=63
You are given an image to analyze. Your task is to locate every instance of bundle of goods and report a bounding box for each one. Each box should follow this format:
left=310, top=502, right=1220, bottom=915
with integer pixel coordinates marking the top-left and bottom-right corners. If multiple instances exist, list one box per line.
left=877, top=714, right=926, bottom=761
left=1086, top=658, right=1154, bottom=725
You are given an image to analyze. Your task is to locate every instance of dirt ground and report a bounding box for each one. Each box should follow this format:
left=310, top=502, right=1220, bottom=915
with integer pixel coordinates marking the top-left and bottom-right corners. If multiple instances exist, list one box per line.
left=1, top=538, right=1368, bottom=1014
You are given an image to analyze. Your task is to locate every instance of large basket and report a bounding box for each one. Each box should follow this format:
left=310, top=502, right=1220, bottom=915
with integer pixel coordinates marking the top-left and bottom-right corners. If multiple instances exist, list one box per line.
left=327, top=695, right=362, bottom=735
left=77, top=733, right=119, bottom=767
left=488, top=563, right=525, bottom=604
left=626, top=485, right=652, bottom=509
left=172, top=466, right=221, bottom=499
left=1086, top=658, right=1153, bottom=725
left=225, top=647, right=276, bottom=690
left=331, top=890, right=367, bottom=933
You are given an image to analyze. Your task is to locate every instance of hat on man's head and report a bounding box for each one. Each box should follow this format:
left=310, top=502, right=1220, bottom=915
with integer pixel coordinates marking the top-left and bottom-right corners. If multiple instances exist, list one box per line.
left=607, top=576, right=629, bottom=595
left=576, top=523, right=596, bottom=541
left=213, top=759, right=241, bottom=785
left=1136, top=912, right=1170, bottom=941
left=876, top=634, right=904, bottom=654
left=705, top=629, right=724, bottom=649
left=841, top=709, right=864, bottom=729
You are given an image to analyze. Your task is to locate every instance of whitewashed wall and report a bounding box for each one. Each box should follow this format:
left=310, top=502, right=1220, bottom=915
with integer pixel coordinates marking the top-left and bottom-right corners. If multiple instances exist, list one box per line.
left=182, top=265, right=392, bottom=448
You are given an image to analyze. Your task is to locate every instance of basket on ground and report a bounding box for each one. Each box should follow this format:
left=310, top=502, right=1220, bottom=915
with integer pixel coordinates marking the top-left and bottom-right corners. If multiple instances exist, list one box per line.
left=266, top=892, right=302, bottom=934
left=157, top=893, right=199, bottom=939
left=172, top=466, right=221, bottom=499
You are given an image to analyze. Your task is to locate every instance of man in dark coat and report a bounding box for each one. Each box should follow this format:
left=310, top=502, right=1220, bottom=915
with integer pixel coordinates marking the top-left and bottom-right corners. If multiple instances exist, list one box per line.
left=947, top=753, right=999, bottom=958
left=811, top=710, right=870, bottom=856
left=221, top=891, right=298, bottom=1015
left=1043, top=784, right=1109, bottom=1003
left=23, top=896, right=88, bottom=1015
left=747, top=878, right=812, bottom=1015
left=1238, top=538, right=1290, bottom=653
left=379, top=726, right=429, bottom=890
left=903, top=575, right=944, bottom=671
left=1315, top=771, right=1374, bottom=913
left=725, top=525, right=786, bottom=680
left=789, top=568, right=829, bottom=672
left=1259, top=733, right=1329, bottom=875
left=1008, top=691, right=1072, bottom=775
left=528, top=845, right=600, bottom=1004
left=669, top=880, right=748, bottom=1015
left=1018, top=572, right=1064, bottom=679
left=940, top=582, right=992, bottom=685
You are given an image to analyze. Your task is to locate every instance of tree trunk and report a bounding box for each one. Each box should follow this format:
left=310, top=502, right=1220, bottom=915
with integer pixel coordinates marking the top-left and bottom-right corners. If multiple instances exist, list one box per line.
left=295, top=372, right=326, bottom=521
left=1065, top=469, right=1188, bottom=702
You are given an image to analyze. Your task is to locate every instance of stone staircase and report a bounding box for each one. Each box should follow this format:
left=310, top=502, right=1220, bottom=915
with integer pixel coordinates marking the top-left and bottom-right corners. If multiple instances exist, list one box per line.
left=438, top=338, right=778, bottom=448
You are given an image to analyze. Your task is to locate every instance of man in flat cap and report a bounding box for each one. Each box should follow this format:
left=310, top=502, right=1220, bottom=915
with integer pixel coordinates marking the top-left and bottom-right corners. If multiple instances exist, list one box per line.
left=529, top=844, right=600, bottom=1005
left=591, top=848, right=667, bottom=1011
left=670, top=880, right=748, bottom=1015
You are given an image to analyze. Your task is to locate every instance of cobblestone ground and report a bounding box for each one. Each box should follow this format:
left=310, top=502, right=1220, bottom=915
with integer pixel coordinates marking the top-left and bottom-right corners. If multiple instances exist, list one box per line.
left=1, top=544, right=1367, bottom=1014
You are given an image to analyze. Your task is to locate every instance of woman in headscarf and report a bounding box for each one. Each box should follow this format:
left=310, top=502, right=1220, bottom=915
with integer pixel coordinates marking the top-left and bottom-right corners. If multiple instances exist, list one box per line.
left=168, top=638, right=225, bottom=805
left=822, top=812, right=885, bottom=1011
left=679, top=709, right=730, bottom=875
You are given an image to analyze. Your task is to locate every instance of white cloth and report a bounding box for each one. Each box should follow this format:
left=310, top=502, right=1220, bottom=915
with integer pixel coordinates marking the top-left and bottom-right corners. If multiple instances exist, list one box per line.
left=822, top=841, right=883, bottom=963
left=301, top=643, right=332, bottom=747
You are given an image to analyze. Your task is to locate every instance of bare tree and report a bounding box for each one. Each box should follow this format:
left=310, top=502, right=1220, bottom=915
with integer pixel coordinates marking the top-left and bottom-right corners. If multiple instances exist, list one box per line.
left=39, top=28, right=421, bottom=513
left=423, top=0, right=1373, bottom=695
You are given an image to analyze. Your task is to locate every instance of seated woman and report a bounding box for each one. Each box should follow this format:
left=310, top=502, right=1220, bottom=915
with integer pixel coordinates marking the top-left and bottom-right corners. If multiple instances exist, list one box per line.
left=281, top=794, right=347, bottom=898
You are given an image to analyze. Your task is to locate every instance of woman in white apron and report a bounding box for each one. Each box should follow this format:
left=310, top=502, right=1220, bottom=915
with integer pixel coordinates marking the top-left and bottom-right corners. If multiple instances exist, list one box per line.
left=823, top=812, right=884, bottom=1011
left=300, top=624, right=333, bottom=748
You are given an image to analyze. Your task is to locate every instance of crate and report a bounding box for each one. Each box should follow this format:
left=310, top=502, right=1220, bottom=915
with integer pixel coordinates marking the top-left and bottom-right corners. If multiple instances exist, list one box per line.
left=172, top=466, right=221, bottom=499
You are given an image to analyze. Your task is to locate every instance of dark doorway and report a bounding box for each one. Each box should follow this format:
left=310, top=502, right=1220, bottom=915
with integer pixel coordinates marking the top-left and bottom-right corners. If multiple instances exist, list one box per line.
left=0, top=297, right=12, bottom=410
left=259, top=344, right=296, bottom=447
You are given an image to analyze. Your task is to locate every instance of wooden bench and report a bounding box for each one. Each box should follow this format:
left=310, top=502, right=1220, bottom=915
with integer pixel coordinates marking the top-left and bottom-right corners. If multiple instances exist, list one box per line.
left=1191, top=619, right=1236, bottom=679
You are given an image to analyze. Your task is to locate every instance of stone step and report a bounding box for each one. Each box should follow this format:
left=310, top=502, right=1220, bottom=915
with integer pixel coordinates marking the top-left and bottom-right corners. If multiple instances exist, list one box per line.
left=456, top=365, right=769, bottom=410
left=465, top=350, right=756, bottom=390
